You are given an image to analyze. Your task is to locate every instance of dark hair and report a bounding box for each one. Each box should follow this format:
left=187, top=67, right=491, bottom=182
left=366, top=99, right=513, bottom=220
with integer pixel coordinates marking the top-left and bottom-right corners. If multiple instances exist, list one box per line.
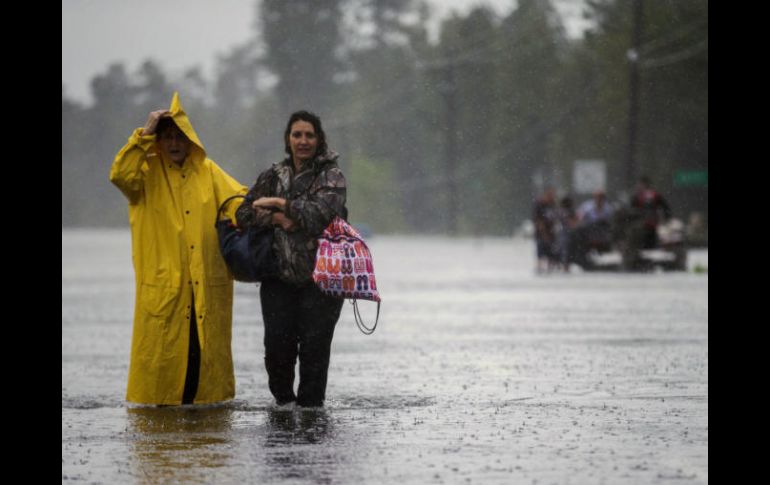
left=156, top=117, right=181, bottom=137
left=284, top=110, right=328, bottom=158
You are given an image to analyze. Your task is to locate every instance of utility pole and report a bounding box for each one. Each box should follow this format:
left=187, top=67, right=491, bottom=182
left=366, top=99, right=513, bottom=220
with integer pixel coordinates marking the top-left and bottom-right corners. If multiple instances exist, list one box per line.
left=626, top=0, right=643, bottom=192
left=440, top=52, right=459, bottom=236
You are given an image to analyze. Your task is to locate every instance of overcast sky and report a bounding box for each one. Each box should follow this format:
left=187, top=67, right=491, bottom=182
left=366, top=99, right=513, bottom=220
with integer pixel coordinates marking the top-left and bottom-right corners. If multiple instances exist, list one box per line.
left=62, top=0, right=588, bottom=106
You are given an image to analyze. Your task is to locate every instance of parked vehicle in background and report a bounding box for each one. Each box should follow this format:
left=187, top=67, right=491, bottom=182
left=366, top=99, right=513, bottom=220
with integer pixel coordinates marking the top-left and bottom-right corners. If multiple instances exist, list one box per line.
left=570, top=205, right=687, bottom=272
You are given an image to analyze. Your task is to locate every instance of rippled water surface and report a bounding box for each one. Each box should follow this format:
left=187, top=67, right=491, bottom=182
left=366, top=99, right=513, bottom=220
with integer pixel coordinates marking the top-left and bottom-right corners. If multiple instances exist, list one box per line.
left=63, top=229, right=708, bottom=484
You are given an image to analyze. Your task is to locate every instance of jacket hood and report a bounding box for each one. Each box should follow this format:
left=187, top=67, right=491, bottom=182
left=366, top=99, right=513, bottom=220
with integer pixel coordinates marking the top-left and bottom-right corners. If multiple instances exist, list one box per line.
left=316, top=149, right=339, bottom=166
left=168, top=91, right=206, bottom=161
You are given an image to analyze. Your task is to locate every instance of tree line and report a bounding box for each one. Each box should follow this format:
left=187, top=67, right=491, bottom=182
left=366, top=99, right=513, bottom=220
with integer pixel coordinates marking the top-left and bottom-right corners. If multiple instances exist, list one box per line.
left=62, top=0, right=708, bottom=235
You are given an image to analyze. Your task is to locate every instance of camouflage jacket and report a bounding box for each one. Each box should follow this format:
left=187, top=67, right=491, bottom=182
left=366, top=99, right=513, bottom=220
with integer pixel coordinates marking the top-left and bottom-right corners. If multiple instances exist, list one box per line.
left=236, top=151, right=347, bottom=286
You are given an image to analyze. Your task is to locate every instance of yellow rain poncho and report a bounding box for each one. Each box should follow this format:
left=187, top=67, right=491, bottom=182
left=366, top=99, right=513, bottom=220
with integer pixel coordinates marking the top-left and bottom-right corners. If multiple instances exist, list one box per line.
left=110, top=93, right=246, bottom=405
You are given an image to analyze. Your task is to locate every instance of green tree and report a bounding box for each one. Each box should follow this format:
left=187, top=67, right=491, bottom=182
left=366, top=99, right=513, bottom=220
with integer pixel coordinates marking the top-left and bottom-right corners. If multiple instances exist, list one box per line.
left=583, top=0, right=708, bottom=218
left=260, top=0, right=344, bottom=114
left=491, top=0, right=568, bottom=232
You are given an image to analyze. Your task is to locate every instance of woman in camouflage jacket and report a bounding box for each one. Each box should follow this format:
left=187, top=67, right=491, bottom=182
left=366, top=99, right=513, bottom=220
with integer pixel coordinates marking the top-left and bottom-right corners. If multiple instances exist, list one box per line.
left=236, top=111, right=347, bottom=408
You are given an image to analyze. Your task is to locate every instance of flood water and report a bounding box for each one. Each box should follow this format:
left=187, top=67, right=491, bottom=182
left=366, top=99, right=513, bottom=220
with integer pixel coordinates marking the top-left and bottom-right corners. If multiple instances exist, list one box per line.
left=62, top=229, right=708, bottom=484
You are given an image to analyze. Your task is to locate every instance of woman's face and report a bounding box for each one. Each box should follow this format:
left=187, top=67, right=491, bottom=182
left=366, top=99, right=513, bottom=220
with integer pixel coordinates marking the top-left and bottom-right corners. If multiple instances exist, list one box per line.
left=288, top=120, right=318, bottom=163
left=158, top=124, right=191, bottom=165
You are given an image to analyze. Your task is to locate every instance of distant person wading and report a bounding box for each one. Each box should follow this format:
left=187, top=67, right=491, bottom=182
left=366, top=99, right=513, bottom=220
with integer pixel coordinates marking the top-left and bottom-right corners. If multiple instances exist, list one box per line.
left=237, top=111, right=347, bottom=408
left=110, top=92, right=246, bottom=405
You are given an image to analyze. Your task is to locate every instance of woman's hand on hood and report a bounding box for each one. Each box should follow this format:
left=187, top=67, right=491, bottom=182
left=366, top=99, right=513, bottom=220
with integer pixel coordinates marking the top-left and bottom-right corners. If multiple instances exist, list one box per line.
left=141, top=110, right=171, bottom=136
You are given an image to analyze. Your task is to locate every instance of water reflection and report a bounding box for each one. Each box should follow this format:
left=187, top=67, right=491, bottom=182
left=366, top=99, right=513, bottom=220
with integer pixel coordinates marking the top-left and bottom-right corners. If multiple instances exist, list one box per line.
left=265, top=407, right=333, bottom=446
left=127, top=405, right=234, bottom=482
left=263, top=408, right=339, bottom=483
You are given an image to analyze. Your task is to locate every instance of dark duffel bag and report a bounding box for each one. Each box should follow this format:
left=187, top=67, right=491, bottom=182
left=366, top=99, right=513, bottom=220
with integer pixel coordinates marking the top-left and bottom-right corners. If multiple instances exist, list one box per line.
left=215, top=194, right=277, bottom=282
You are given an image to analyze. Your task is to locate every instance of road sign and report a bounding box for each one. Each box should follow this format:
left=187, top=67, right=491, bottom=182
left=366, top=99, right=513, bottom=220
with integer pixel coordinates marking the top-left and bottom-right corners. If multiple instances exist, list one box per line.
left=674, top=170, right=708, bottom=188
left=572, top=160, right=606, bottom=194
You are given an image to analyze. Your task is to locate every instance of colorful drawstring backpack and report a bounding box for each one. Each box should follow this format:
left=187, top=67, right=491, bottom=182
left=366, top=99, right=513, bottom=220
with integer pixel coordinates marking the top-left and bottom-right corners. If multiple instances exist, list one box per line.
left=312, top=217, right=381, bottom=334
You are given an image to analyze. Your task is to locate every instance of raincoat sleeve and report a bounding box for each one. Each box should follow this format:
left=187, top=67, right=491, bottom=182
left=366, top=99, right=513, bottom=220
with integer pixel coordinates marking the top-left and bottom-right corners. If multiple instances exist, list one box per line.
left=284, top=166, right=347, bottom=236
left=209, top=160, right=248, bottom=221
left=109, top=128, right=157, bottom=204
left=235, top=168, right=275, bottom=229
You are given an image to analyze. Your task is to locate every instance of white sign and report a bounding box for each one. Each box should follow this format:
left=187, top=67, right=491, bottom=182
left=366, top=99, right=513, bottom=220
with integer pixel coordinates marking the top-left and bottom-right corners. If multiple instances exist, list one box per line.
left=572, top=160, right=606, bottom=194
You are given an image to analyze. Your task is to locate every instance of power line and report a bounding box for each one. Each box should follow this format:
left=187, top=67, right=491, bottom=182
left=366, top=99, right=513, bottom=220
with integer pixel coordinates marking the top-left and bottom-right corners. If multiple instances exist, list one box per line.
left=637, top=18, right=707, bottom=55
left=391, top=78, right=600, bottom=194
left=640, top=38, right=708, bottom=69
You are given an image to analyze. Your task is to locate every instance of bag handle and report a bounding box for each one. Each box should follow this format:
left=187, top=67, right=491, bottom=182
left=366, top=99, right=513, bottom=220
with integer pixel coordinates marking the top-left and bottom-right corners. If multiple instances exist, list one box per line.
left=217, top=194, right=247, bottom=223
left=351, top=300, right=380, bottom=335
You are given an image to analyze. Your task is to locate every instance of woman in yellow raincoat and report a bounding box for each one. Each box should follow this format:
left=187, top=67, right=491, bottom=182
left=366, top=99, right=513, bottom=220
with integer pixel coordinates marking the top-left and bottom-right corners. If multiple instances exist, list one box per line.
left=110, top=92, right=246, bottom=405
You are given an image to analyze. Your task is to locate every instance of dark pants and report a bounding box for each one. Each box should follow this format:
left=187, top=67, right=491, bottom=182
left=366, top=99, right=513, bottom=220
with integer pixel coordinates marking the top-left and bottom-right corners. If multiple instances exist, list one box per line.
left=260, top=279, right=343, bottom=407
left=182, top=297, right=200, bottom=404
